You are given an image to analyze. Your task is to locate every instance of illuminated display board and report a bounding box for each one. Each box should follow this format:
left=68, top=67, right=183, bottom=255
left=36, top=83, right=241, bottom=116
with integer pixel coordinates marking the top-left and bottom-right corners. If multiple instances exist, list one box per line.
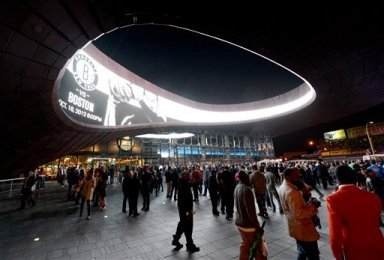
left=56, top=42, right=316, bottom=127
left=57, top=49, right=167, bottom=126
left=324, top=129, right=347, bottom=141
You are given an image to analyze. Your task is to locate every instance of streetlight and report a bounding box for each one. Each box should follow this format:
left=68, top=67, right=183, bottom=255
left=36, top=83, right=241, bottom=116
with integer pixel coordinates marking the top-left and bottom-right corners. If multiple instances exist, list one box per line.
left=365, top=121, right=375, bottom=156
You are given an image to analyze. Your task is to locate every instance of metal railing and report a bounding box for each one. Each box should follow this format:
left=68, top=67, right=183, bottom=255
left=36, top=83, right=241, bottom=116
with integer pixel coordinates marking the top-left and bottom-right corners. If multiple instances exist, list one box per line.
left=0, top=177, right=25, bottom=197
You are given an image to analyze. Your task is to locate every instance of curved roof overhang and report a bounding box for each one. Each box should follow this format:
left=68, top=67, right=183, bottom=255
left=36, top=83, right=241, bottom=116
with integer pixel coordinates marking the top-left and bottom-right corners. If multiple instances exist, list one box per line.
left=54, top=35, right=315, bottom=129
left=1, top=2, right=383, bottom=176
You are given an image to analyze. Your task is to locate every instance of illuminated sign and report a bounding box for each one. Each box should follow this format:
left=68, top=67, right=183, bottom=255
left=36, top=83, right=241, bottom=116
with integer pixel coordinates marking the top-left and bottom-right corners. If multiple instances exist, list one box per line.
left=117, top=137, right=134, bottom=152
left=324, top=129, right=347, bottom=141
left=72, top=53, right=98, bottom=91
left=58, top=71, right=107, bottom=124
left=56, top=42, right=316, bottom=127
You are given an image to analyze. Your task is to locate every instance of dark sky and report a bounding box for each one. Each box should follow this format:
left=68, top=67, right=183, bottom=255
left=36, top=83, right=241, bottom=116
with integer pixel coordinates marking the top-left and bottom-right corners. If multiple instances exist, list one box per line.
left=273, top=101, right=384, bottom=156
left=93, top=24, right=303, bottom=104
left=92, top=24, right=383, bottom=156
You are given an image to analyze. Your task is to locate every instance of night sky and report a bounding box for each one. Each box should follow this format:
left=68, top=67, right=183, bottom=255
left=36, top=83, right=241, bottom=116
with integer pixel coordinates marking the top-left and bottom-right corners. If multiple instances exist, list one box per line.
left=92, top=24, right=383, bottom=155
left=93, top=24, right=303, bottom=105
left=273, top=101, right=384, bottom=156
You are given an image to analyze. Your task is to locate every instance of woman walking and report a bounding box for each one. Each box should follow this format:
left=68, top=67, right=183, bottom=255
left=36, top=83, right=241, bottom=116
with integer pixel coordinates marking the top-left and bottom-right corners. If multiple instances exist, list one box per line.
left=79, top=169, right=96, bottom=220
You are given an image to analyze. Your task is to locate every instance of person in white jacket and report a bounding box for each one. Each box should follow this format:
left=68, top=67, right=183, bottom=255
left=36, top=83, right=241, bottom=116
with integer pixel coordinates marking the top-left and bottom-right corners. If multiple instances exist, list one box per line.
left=278, top=167, right=320, bottom=260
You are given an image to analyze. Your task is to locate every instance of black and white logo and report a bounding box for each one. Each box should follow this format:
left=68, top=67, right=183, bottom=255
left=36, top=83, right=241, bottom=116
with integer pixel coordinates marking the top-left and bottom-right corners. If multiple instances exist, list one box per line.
left=73, top=54, right=98, bottom=91
left=117, top=137, right=134, bottom=152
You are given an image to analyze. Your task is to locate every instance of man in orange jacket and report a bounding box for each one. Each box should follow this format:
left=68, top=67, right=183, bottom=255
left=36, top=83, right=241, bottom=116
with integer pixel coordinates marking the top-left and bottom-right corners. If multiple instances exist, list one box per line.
left=326, top=165, right=384, bottom=260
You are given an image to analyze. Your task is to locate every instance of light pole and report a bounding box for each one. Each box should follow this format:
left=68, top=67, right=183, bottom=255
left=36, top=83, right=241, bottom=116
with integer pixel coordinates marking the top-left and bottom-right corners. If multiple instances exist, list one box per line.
left=365, top=121, right=375, bottom=156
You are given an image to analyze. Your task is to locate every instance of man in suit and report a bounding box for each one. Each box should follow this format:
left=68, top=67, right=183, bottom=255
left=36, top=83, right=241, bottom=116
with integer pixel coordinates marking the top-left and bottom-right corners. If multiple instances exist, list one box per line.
left=326, top=165, right=384, bottom=260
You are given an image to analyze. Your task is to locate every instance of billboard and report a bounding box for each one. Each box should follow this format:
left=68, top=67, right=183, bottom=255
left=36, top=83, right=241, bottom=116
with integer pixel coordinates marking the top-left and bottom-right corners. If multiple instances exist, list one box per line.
left=58, top=51, right=169, bottom=126
left=324, top=129, right=347, bottom=141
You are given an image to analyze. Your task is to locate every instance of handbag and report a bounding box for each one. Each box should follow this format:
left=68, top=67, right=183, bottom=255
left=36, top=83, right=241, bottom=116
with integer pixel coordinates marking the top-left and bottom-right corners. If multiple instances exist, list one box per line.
left=260, top=238, right=268, bottom=257
left=249, top=220, right=267, bottom=259
left=31, top=184, right=36, bottom=192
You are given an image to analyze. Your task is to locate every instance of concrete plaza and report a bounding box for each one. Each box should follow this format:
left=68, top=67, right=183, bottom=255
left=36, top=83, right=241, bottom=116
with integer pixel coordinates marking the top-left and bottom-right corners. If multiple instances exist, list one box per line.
left=0, top=181, right=367, bottom=260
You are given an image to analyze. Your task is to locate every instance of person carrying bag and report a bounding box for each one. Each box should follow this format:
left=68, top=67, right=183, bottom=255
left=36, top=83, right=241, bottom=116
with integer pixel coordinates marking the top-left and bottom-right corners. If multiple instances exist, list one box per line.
left=249, top=221, right=268, bottom=259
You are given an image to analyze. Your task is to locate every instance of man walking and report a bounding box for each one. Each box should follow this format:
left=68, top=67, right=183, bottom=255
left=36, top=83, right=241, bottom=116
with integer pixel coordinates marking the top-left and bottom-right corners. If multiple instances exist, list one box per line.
left=171, top=171, right=200, bottom=253
left=250, top=165, right=268, bottom=218
left=264, top=165, right=283, bottom=214
left=234, top=170, right=266, bottom=260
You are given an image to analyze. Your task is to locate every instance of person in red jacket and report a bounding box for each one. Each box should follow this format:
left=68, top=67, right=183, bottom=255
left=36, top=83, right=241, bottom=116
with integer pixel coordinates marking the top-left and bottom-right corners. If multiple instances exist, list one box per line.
left=326, top=165, right=384, bottom=260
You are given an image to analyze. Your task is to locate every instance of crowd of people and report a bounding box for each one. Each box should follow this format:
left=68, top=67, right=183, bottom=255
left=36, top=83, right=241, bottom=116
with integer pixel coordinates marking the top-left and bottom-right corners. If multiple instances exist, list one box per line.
left=19, top=158, right=384, bottom=258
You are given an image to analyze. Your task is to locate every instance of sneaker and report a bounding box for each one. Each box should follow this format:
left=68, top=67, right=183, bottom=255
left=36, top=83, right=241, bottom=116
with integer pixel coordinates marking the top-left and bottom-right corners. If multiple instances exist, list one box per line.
left=132, top=212, right=140, bottom=217
left=186, top=244, right=200, bottom=253
left=86, top=216, right=91, bottom=220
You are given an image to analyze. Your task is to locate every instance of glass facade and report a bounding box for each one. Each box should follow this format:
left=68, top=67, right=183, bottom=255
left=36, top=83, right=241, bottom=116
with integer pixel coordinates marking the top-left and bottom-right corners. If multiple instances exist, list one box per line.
left=39, top=129, right=274, bottom=179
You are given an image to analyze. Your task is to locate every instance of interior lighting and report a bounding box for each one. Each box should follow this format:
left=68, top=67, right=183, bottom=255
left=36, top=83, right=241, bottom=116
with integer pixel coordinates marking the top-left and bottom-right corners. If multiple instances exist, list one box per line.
left=136, top=133, right=195, bottom=139
left=155, top=88, right=314, bottom=123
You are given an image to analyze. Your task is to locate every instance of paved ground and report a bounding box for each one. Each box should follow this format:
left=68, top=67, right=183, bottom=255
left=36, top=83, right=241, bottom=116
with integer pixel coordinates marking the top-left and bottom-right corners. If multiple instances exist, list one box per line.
left=0, top=181, right=380, bottom=260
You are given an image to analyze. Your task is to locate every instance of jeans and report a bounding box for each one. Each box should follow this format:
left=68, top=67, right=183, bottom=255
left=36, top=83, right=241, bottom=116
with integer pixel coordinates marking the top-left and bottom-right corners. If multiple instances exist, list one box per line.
left=296, top=240, right=319, bottom=260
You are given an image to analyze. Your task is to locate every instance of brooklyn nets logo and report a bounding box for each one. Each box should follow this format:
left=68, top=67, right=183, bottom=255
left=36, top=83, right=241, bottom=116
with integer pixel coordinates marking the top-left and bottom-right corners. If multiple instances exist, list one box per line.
left=72, top=53, right=98, bottom=91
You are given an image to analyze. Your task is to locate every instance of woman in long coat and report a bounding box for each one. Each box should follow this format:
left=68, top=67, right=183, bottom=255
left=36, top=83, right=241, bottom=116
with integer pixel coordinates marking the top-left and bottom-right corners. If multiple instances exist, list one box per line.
left=79, top=169, right=96, bottom=220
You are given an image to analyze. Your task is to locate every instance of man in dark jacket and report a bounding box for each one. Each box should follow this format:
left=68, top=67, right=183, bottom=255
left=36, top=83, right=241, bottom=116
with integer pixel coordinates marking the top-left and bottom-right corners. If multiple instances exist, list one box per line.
left=171, top=171, right=200, bottom=253
left=20, top=171, right=36, bottom=209
left=170, top=167, right=180, bottom=201
left=209, top=169, right=220, bottom=216
left=314, top=160, right=329, bottom=189
left=128, top=171, right=141, bottom=217
left=140, top=166, right=151, bottom=211
left=220, top=166, right=236, bottom=220
left=165, top=167, right=172, bottom=198
left=122, top=170, right=130, bottom=213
